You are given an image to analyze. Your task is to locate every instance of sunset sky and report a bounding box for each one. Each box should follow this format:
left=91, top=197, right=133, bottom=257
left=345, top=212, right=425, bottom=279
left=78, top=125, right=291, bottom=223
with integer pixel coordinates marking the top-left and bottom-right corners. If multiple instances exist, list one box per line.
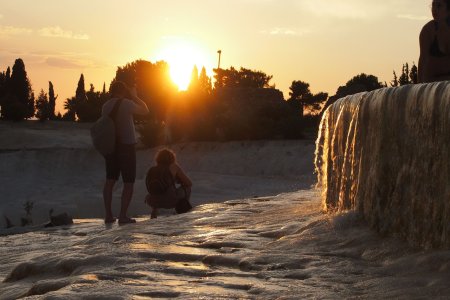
left=0, top=0, right=429, bottom=113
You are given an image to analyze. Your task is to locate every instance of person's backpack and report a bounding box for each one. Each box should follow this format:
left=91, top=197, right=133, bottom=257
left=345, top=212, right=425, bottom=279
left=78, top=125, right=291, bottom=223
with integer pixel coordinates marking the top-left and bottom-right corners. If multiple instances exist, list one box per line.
left=90, top=98, right=123, bottom=156
left=146, top=165, right=175, bottom=195
left=175, top=193, right=192, bottom=214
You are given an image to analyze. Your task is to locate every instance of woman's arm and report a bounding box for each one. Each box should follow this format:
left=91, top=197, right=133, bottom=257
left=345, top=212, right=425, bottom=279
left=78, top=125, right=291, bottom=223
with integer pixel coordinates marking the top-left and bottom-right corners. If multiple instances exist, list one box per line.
left=174, top=164, right=192, bottom=188
left=418, top=24, right=431, bottom=83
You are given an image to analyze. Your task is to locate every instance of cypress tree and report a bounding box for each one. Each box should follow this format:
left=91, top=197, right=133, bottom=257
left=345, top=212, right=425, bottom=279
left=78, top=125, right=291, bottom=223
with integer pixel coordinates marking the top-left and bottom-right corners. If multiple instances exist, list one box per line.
left=48, top=81, right=57, bottom=120
left=198, top=67, right=212, bottom=94
left=5, top=67, right=10, bottom=79
left=5, top=67, right=11, bottom=88
left=76, top=74, right=86, bottom=101
left=0, top=71, right=5, bottom=95
left=4, top=59, right=34, bottom=120
left=0, top=71, right=5, bottom=118
left=409, top=63, right=418, bottom=84
left=391, top=71, right=399, bottom=87
left=398, top=63, right=410, bottom=85
left=28, top=92, right=35, bottom=118
left=71, top=73, right=86, bottom=121
left=35, top=89, right=49, bottom=121
left=188, top=65, right=199, bottom=90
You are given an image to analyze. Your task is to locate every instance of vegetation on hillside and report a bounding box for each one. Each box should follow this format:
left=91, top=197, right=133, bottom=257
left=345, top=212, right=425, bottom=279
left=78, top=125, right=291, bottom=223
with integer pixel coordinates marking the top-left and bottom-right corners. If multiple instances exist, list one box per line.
left=0, top=58, right=418, bottom=144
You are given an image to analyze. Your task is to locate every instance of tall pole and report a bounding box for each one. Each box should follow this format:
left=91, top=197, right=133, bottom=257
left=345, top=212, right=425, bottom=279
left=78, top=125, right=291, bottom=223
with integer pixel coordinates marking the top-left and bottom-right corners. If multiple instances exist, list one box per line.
left=217, top=50, right=222, bottom=69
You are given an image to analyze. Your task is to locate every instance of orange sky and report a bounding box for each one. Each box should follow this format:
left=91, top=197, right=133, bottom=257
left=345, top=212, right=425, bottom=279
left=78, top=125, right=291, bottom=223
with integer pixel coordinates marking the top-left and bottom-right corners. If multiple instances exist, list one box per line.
left=0, top=0, right=429, bottom=113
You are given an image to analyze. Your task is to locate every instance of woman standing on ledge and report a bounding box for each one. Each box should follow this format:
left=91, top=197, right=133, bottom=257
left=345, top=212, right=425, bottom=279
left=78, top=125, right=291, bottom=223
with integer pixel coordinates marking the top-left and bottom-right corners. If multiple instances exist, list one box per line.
left=419, top=0, right=450, bottom=82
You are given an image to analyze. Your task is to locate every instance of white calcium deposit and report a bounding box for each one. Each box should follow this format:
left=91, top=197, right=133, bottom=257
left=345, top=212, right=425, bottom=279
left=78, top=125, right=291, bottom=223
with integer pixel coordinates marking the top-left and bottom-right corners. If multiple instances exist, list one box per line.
left=316, top=81, right=450, bottom=249
left=1, top=119, right=450, bottom=299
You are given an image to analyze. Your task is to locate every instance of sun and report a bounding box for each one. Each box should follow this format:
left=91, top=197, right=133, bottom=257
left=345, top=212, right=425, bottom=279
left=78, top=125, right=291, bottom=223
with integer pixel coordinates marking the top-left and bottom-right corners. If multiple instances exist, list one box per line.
left=154, top=39, right=214, bottom=90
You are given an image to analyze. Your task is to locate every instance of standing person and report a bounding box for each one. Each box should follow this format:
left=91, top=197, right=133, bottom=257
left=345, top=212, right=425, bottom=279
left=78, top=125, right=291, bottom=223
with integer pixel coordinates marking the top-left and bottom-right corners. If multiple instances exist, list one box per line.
left=145, top=148, right=192, bottom=219
left=418, top=0, right=450, bottom=82
left=102, top=81, right=149, bottom=224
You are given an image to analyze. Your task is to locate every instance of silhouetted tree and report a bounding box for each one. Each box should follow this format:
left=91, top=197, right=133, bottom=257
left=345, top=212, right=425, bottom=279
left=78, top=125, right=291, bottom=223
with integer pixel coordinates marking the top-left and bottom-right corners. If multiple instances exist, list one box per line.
left=0, top=67, right=11, bottom=102
left=112, top=59, right=176, bottom=123
left=213, top=67, right=273, bottom=89
left=287, top=81, right=310, bottom=117
left=0, top=71, right=6, bottom=117
left=76, top=83, right=107, bottom=122
left=409, top=63, right=418, bottom=84
left=0, top=67, right=11, bottom=118
left=112, top=59, right=177, bottom=145
left=0, top=72, right=5, bottom=96
left=35, top=89, right=49, bottom=121
left=74, top=74, right=87, bottom=120
left=165, top=65, right=215, bottom=143
left=391, top=71, right=399, bottom=87
left=5, top=67, right=11, bottom=80
left=287, top=81, right=328, bottom=117
left=322, top=73, right=384, bottom=112
left=48, top=81, right=57, bottom=120
left=188, top=65, right=199, bottom=91
left=63, top=97, right=77, bottom=121
left=209, top=87, right=302, bottom=140
left=75, top=74, right=86, bottom=101
left=391, top=62, right=418, bottom=87
left=2, top=59, right=34, bottom=120
left=399, top=63, right=410, bottom=86
left=309, top=92, right=329, bottom=115
left=198, top=67, right=212, bottom=95
left=62, top=74, right=87, bottom=121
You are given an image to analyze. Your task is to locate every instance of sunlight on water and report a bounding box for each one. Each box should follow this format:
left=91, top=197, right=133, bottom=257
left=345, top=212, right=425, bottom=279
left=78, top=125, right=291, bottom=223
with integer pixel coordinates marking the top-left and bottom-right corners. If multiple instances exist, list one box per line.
left=2, top=192, right=450, bottom=298
left=315, top=81, right=450, bottom=248
left=130, top=243, right=158, bottom=251
left=79, top=274, right=99, bottom=281
left=194, top=228, right=235, bottom=238
left=130, top=242, right=210, bottom=257
left=166, top=261, right=208, bottom=270
left=73, top=219, right=100, bottom=224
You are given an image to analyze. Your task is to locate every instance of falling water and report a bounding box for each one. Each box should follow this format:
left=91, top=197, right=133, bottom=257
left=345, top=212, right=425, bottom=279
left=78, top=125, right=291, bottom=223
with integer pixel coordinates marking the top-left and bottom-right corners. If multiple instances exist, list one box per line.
left=315, top=81, right=450, bottom=248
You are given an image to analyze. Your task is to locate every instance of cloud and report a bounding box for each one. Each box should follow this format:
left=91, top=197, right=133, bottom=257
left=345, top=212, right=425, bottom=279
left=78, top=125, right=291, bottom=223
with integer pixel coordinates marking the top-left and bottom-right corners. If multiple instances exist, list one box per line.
left=45, top=55, right=106, bottom=69
left=261, top=27, right=311, bottom=36
left=38, top=26, right=89, bottom=40
left=45, top=57, right=86, bottom=69
left=0, top=26, right=33, bottom=36
left=397, top=14, right=430, bottom=21
left=0, top=49, right=105, bottom=70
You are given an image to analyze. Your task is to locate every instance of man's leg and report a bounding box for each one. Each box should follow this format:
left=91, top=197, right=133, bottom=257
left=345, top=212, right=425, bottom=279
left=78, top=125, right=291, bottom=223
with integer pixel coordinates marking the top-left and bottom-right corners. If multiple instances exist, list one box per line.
left=117, top=144, right=136, bottom=224
left=119, top=182, right=134, bottom=222
left=103, top=179, right=116, bottom=222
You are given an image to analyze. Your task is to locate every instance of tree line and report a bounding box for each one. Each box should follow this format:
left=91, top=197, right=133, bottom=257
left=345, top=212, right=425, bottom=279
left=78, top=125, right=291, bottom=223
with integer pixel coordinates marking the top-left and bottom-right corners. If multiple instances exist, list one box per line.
left=0, top=58, right=418, bottom=144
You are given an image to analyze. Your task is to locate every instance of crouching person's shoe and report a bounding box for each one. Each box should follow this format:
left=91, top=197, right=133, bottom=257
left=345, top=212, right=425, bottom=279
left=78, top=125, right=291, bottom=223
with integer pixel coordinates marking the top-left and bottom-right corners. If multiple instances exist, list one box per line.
left=150, top=208, right=158, bottom=219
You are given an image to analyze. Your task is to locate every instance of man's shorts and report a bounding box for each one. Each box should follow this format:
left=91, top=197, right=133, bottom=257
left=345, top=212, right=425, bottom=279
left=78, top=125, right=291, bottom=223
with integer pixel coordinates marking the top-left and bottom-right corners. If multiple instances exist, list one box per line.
left=104, top=143, right=136, bottom=183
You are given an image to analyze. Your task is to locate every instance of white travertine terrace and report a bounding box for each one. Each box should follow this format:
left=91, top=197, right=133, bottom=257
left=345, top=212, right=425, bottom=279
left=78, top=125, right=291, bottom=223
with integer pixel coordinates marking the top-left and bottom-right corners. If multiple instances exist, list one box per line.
left=315, top=81, right=450, bottom=248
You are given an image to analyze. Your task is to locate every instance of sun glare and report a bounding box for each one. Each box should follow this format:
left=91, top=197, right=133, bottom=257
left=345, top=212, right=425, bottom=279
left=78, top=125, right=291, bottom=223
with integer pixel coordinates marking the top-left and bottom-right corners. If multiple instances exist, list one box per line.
left=154, top=39, right=214, bottom=91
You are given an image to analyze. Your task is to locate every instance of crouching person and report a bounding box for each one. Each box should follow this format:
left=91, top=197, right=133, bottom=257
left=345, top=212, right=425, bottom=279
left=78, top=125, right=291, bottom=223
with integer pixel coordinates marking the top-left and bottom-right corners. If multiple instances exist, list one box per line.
left=145, top=148, right=192, bottom=218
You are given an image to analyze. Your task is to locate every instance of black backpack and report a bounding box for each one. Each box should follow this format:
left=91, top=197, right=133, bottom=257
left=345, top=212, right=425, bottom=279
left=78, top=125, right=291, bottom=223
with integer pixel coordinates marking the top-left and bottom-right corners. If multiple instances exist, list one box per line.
left=90, top=98, right=123, bottom=155
left=145, top=165, right=174, bottom=195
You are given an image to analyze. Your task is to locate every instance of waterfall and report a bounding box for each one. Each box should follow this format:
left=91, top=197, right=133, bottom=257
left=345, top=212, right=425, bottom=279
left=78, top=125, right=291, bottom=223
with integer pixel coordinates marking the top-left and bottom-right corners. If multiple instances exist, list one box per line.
left=315, top=82, right=450, bottom=248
